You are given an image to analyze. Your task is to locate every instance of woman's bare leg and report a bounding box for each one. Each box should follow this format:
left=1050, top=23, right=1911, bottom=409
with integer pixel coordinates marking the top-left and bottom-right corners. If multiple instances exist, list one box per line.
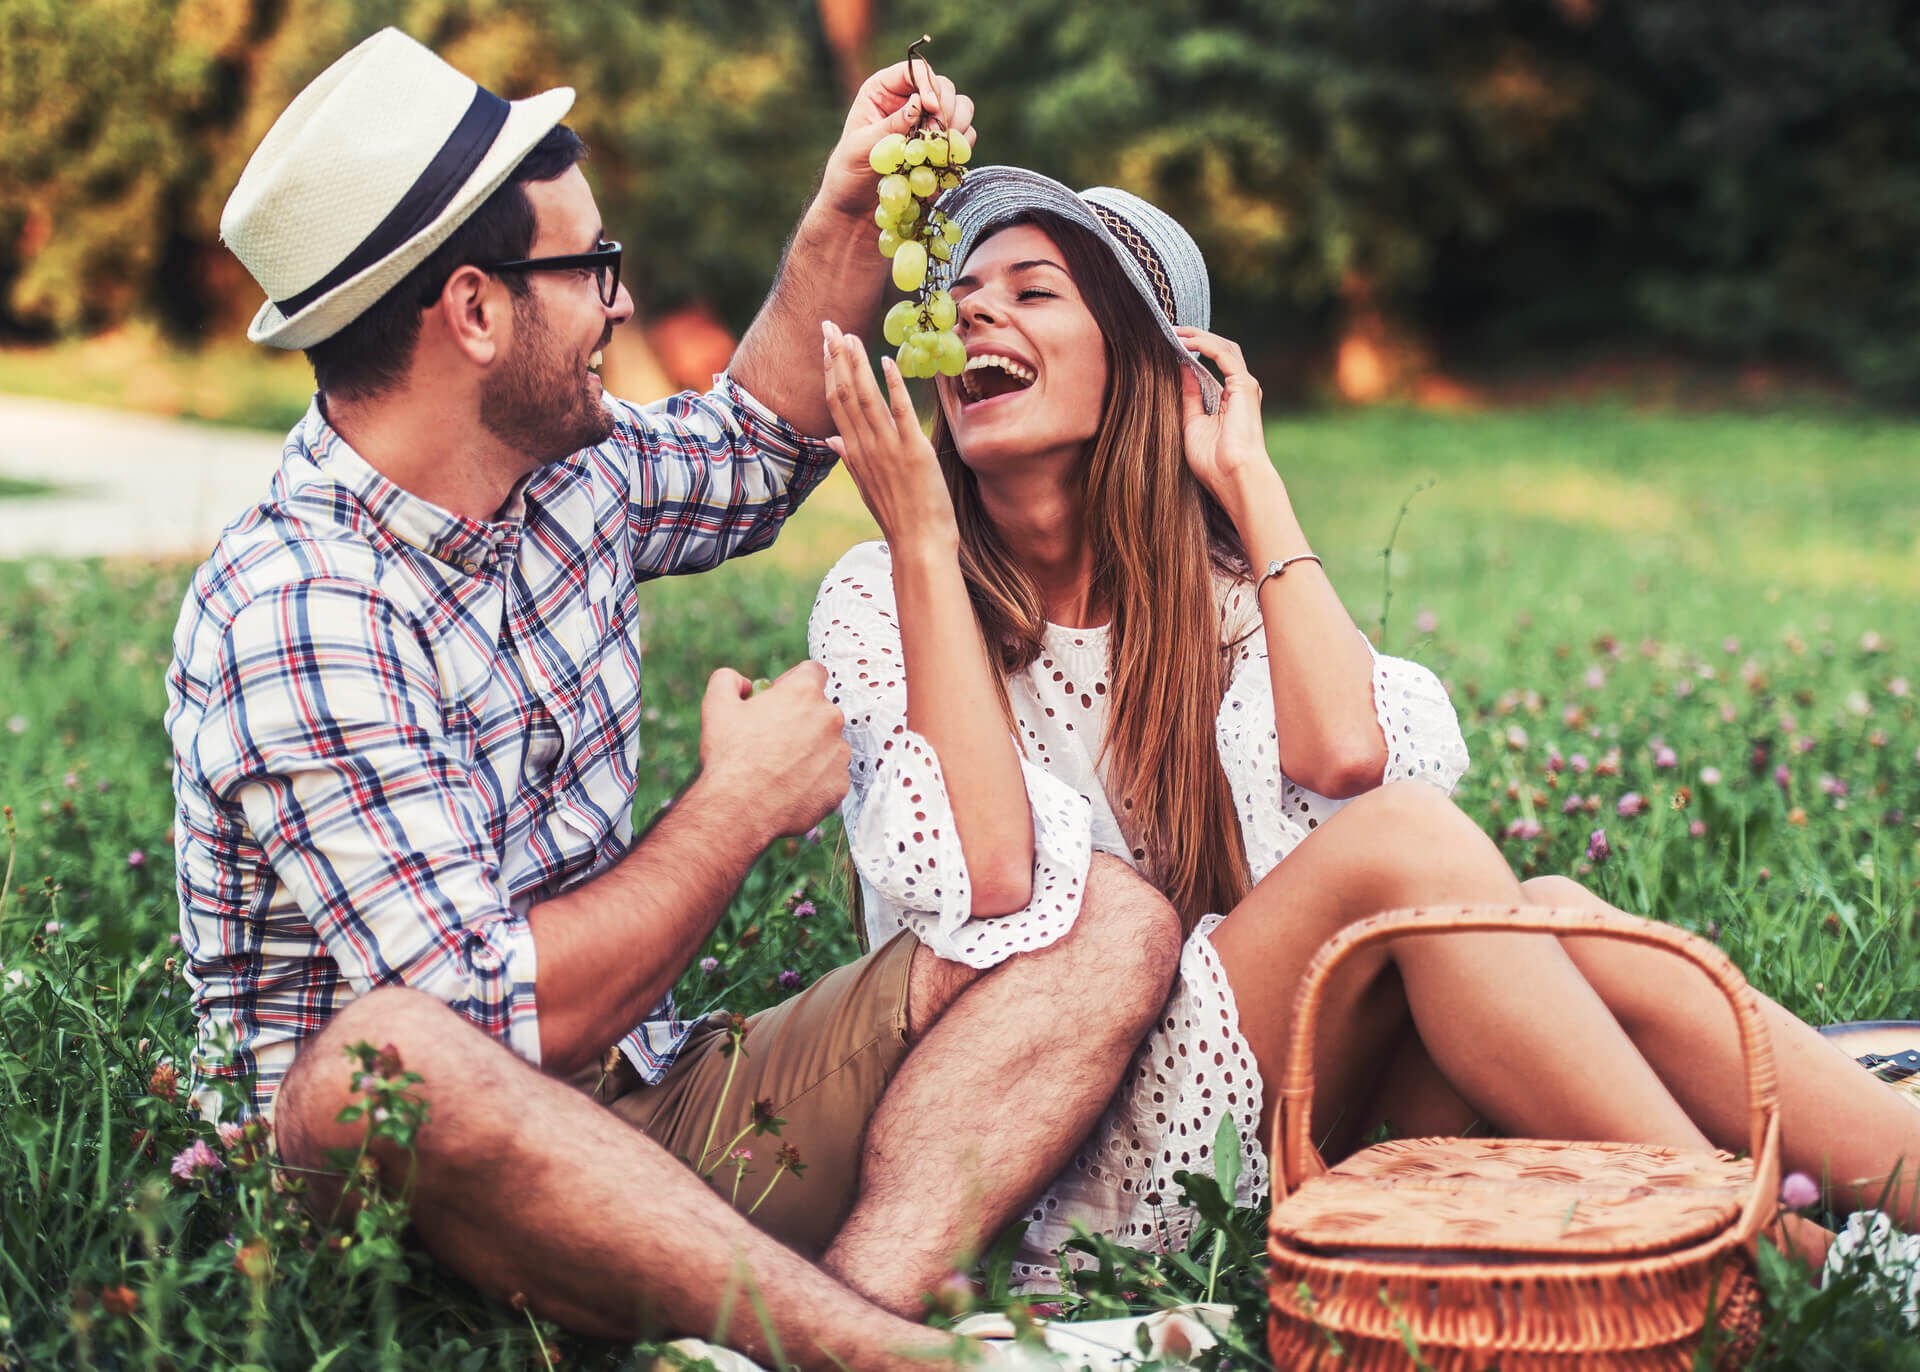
left=1522, top=874, right=1920, bottom=1229
left=1207, top=780, right=1713, bottom=1156
left=1357, top=1026, right=1481, bottom=1141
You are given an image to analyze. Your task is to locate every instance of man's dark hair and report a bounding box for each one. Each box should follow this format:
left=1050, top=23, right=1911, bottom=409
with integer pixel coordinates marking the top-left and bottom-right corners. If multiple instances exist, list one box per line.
left=304, top=124, right=589, bottom=401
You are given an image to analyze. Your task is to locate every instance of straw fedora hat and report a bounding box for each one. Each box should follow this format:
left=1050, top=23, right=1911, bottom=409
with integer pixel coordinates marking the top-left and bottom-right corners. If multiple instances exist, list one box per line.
left=221, top=27, right=575, bottom=350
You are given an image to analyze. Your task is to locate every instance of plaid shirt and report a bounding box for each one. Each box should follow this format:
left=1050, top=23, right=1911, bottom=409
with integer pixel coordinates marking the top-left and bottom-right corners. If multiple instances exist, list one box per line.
left=166, top=377, right=833, bottom=1118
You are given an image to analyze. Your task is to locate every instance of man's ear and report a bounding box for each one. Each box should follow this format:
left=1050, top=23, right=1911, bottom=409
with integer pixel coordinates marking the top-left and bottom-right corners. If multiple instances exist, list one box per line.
left=432, top=265, right=506, bottom=366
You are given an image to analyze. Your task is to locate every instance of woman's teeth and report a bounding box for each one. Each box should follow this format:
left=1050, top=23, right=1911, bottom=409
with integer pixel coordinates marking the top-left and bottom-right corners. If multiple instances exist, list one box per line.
left=588, top=351, right=604, bottom=373
left=959, top=354, right=1036, bottom=403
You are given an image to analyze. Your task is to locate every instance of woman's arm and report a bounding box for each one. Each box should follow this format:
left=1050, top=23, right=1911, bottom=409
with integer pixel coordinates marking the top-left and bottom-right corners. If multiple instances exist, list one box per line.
left=1230, top=478, right=1387, bottom=797
left=810, top=544, right=1094, bottom=962
left=1177, top=328, right=1386, bottom=798
left=821, top=323, right=1035, bottom=912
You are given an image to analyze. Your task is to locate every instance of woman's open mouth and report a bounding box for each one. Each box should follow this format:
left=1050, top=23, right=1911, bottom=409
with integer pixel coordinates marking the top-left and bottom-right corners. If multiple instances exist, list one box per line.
left=958, top=353, right=1036, bottom=408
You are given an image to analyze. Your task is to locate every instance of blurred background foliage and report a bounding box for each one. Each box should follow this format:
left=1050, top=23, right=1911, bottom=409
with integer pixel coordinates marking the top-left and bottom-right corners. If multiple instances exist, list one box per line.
left=1, top=0, right=1916, bottom=402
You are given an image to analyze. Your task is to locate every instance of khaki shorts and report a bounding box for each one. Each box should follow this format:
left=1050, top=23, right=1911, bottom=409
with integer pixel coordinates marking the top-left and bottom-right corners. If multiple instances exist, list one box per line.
left=577, top=931, right=918, bottom=1256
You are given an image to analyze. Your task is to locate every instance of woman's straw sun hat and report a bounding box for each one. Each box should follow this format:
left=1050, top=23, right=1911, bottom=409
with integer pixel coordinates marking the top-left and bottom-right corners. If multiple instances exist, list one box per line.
left=939, top=166, right=1224, bottom=414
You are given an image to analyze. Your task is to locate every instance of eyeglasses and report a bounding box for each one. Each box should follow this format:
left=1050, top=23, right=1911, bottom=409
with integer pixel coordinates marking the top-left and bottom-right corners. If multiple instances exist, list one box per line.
left=481, top=240, right=623, bottom=307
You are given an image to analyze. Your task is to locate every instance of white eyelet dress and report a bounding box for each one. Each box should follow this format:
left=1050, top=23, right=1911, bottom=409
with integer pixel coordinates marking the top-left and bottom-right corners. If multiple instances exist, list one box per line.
left=807, top=541, right=1471, bottom=1286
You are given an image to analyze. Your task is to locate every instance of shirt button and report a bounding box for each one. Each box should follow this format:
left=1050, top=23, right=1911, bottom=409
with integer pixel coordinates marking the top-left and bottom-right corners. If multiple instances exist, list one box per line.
left=463, top=560, right=480, bottom=575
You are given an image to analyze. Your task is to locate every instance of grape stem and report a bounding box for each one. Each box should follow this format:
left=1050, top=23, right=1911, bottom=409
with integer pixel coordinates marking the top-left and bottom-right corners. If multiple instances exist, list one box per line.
left=906, top=35, right=946, bottom=135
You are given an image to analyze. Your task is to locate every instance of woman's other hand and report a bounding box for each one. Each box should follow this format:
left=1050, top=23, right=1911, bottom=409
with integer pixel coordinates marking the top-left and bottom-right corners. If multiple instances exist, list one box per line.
left=821, top=320, right=959, bottom=556
left=1176, top=327, right=1284, bottom=518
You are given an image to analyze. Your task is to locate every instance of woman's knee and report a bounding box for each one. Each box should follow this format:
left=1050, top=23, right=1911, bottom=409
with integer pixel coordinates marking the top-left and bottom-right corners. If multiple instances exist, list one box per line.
left=1360, top=778, right=1473, bottom=834
left=1519, top=874, right=1591, bottom=908
left=1351, top=781, right=1507, bottom=883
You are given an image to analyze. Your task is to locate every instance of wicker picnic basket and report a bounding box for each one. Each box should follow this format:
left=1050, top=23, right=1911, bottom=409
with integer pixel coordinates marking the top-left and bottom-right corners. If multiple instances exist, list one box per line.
left=1267, top=906, right=1779, bottom=1370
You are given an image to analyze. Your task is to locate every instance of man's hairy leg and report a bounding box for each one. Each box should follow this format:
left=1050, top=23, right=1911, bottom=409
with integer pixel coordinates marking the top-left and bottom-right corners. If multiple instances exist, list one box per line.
left=274, top=988, right=953, bottom=1370
left=823, top=855, right=1182, bottom=1317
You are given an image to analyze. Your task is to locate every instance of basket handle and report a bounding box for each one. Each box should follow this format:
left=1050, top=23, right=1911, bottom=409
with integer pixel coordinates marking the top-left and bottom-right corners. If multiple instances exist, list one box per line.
left=1269, top=904, right=1782, bottom=1242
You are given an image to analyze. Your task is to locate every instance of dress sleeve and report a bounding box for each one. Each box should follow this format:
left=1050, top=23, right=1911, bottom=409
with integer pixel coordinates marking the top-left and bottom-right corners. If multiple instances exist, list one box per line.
left=1215, top=587, right=1471, bottom=882
left=807, top=542, right=1094, bottom=969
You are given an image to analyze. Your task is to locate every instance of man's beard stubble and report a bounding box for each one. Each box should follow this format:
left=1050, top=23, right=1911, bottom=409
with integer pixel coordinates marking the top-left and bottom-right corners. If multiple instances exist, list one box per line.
left=479, top=292, right=613, bottom=464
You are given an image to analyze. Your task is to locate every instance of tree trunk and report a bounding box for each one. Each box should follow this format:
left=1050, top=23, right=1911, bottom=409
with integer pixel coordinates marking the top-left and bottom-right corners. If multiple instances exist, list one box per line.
left=817, top=0, right=873, bottom=102
left=1334, top=270, right=1432, bottom=404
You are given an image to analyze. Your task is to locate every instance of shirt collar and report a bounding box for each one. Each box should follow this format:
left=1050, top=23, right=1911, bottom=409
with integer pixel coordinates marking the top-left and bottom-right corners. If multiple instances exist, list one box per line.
left=295, top=399, right=525, bottom=575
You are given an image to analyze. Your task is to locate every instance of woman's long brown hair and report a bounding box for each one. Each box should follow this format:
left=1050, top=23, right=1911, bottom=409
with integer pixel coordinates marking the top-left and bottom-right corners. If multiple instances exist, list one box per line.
left=931, top=212, right=1252, bottom=933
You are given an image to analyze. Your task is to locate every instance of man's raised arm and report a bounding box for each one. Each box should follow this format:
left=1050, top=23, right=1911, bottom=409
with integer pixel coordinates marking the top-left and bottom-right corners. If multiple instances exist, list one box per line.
left=727, top=60, right=976, bottom=437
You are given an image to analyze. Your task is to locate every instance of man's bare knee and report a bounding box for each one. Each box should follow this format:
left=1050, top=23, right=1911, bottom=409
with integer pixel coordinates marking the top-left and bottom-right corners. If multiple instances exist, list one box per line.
left=277, top=987, right=496, bottom=1173
left=1075, top=855, right=1182, bottom=998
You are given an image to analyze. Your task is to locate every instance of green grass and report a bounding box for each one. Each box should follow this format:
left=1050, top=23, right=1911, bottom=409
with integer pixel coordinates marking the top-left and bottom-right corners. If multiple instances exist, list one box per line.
left=2, top=404, right=1918, bottom=1368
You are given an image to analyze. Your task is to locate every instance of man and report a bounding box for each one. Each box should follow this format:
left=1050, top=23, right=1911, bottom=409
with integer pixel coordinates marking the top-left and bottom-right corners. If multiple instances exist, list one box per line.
left=164, top=27, right=1180, bottom=1368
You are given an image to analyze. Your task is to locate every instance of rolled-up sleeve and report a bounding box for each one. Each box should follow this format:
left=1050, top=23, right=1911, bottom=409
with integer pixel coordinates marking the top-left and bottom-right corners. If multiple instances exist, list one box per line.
left=192, top=580, right=543, bottom=1065
left=614, top=373, right=837, bottom=578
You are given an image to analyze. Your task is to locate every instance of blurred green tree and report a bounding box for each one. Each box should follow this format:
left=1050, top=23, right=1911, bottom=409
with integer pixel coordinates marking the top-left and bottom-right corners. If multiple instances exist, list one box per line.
left=0, top=0, right=840, bottom=341
left=3, top=1, right=1916, bottom=401
left=1613, top=0, right=1920, bottom=399
left=0, top=0, right=248, bottom=334
left=882, top=0, right=1610, bottom=395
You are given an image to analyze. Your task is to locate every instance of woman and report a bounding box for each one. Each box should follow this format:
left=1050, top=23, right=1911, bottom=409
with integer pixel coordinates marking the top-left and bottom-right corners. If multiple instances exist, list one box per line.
left=808, top=167, right=1919, bottom=1287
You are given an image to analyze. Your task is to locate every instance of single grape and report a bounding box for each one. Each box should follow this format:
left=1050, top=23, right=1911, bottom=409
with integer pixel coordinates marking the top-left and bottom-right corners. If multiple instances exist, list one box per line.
left=877, top=228, right=902, bottom=258
left=933, top=330, right=968, bottom=376
left=877, top=173, right=912, bottom=214
left=947, top=129, right=971, bottom=165
left=891, top=240, right=929, bottom=292
left=873, top=202, right=896, bottom=231
left=928, top=235, right=953, bottom=263
left=883, top=300, right=918, bottom=347
left=908, top=165, right=938, bottom=199
left=937, top=170, right=961, bottom=192
left=868, top=132, right=908, bottom=175
left=894, top=198, right=920, bottom=227
left=903, top=137, right=927, bottom=167
left=942, top=216, right=964, bottom=245
left=924, top=134, right=949, bottom=167
left=925, top=289, right=957, bottom=331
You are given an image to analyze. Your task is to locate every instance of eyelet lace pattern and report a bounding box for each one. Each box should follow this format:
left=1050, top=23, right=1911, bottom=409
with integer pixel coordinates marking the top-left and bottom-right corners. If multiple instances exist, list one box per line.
left=808, top=541, right=1471, bottom=1286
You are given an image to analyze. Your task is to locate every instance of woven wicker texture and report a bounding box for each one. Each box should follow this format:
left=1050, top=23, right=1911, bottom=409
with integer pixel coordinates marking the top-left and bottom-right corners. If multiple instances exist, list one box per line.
left=1267, top=905, right=1778, bottom=1370
left=1273, top=1137, right=1752, bottom=1258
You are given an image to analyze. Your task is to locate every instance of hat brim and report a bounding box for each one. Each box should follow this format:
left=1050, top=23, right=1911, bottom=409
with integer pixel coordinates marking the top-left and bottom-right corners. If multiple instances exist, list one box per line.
left=939, top=166, right=1222, bottom=415
left=247, top=86, right=577, bottom=350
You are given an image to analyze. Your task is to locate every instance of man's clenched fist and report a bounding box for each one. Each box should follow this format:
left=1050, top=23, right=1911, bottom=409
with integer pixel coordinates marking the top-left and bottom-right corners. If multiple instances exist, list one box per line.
left=698, top=662, right=851, bottom=843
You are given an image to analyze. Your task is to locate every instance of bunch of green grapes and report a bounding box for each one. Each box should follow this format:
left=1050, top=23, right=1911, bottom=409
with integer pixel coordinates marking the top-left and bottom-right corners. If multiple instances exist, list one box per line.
left=868, top=115, right=971, bottom=378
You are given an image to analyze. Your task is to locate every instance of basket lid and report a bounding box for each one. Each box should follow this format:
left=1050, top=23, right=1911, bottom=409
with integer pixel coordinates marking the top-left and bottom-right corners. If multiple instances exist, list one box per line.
left=1271, top=1138, right=1753, bottom=1261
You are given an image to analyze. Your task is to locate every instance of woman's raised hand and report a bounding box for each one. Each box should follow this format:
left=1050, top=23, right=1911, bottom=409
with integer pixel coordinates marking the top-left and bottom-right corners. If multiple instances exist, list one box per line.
left=1176, top=326, right=1282, bottom=515
left=821, top=320, right=959, bottom=555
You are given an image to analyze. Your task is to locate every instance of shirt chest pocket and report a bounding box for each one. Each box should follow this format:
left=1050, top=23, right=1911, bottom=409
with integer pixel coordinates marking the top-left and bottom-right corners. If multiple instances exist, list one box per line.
left=548, top=578, right=641, bottom=787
